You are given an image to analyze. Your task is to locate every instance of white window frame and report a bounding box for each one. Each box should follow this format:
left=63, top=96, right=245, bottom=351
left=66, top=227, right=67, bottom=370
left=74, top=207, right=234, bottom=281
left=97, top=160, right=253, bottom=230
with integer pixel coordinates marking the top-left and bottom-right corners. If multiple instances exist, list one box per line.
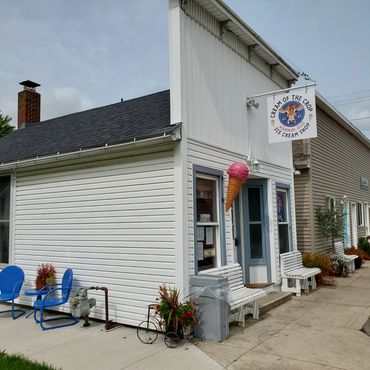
left=195, top=172, right=222, bottom=271
left=0, top=175, right=11, bottom=266
left=364, top=203, right=370, bottom=236
left=325, top=196, right=336, bottom=211
left=351, top=202, right=358, bottom=247
left=277, top=188, right=290, bottom=225
left=357, top=202, right=364, bottom=227
left=277, top=186, right=292, bottom=254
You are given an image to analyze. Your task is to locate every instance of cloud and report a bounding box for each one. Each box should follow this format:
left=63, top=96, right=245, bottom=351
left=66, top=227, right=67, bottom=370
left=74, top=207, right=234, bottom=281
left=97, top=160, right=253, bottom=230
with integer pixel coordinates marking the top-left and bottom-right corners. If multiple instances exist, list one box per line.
left=346, top=102, right=370, bottom=139
left=42, top=86, right=95, bottom=120
left=0, top=0, right=169, bottom=126
left=0, top=86, right=94, bottom=126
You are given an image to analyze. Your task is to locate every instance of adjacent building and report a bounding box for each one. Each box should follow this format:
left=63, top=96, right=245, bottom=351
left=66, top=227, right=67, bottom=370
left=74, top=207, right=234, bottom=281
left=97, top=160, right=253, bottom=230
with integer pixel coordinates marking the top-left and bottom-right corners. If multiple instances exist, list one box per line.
left=293, top=94, right=370, bottom=254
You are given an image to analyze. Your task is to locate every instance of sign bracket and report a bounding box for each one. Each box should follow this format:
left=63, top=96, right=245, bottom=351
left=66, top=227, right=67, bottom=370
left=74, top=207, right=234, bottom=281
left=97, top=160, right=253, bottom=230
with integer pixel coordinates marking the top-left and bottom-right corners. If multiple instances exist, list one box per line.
left=246, top=83, right=316, bottom=105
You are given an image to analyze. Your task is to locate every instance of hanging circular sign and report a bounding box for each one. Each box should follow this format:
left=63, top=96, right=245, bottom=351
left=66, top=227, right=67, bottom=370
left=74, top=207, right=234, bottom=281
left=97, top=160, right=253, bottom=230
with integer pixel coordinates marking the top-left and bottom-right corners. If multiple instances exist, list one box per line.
left=267, top=87, right=317, bottom=143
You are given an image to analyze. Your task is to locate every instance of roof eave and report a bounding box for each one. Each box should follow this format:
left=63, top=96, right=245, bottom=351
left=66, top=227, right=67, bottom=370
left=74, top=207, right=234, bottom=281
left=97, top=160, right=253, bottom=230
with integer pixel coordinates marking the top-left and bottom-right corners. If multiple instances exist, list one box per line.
left=0, top=126, right=182, bottom=171
left=199, top=0, right=299, bottom=81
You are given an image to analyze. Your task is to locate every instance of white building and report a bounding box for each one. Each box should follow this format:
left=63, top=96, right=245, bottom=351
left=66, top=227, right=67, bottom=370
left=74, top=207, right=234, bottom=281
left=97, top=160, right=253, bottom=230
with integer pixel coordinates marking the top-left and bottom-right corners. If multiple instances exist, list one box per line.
left=0, top=0, right=299, bottom=326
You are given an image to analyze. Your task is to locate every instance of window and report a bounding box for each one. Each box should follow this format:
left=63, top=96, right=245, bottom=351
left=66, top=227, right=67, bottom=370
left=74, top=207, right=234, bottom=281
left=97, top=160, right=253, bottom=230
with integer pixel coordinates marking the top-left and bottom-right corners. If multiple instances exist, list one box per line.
left=277, top=188, right=291, bottom=254
left=325, top=196, right=336, bottom=211
left=357, top=202, right=364, bottom=226
left=0, top=177, right=11, bottom=264
left=248, top=187, right=263, bottom=259
left=195, top=173, right=222, bottom=272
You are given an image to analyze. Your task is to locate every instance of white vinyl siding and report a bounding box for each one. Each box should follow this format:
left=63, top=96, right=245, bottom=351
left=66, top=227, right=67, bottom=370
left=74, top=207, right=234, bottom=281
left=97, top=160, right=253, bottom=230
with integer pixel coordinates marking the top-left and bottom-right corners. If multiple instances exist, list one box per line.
left=13, top=151, right=175, bottom=326
left=180, top=8, right=292, bottom=169
left=168, top=1, right=297, bottom=285
left=187, top=138, right=296, bottom=284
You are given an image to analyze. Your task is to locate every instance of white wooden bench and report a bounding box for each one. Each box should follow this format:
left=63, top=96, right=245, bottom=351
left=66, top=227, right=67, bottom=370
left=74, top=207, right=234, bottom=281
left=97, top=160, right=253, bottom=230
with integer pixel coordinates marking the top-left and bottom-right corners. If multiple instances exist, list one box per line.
left=199, top=263, right=266, bottom=327
left=280, top=251, right=321, bottom=296
left=334, top=241, right=356, bottom=273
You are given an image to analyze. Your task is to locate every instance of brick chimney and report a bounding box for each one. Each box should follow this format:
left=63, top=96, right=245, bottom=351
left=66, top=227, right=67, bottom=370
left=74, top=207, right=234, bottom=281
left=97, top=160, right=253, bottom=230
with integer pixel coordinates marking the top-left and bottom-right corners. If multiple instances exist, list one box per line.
left=18, top=80, right=41, bottom=129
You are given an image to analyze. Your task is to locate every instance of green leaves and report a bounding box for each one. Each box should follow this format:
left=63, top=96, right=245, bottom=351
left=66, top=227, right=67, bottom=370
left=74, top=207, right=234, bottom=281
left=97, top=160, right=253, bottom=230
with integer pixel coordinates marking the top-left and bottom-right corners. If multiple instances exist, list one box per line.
left=0, top=350, right=60, bottom=370
left=156, top=284, right=197, bottom=332
left=317, top=207, right=343, bottom=251
left=0, top=112, right=15, bottom=138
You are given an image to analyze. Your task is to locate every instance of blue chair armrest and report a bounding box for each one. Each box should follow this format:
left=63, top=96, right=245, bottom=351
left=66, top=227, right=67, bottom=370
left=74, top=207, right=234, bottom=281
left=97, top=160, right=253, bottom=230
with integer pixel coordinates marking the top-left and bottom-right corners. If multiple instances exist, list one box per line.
left=12, top=280, right=24, bottom=296
left=41, top=287, right=70, bottom=301
left=38, top=283, right=61, bottom=291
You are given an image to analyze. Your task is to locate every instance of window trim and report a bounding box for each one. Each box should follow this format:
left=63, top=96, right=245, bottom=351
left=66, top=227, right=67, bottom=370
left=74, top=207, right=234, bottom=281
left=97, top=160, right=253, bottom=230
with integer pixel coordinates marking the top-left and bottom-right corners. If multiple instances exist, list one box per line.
left=325, top=196, right=336, bottom=211
left=245, top=184, right=266, bottom=265
left=193, top=165, right=226, bottom=274
left=357, top=202, right=364, bottom=227
left=0, top=175, right=12, bottom=266
left=276, top=183, right=293, bottom=254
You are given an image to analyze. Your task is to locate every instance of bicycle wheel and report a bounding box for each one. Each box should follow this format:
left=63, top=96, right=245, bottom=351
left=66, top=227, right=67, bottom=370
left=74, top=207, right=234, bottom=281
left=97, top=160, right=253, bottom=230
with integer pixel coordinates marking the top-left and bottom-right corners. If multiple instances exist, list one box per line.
left=137, top=320, right=159, bottom=344
left=164, top=331, right=180, bottom=348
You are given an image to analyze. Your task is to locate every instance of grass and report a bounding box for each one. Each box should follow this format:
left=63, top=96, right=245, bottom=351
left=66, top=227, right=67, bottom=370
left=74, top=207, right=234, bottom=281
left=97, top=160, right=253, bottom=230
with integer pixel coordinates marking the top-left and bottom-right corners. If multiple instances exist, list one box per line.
left=0, top=351, right=60, bottom=370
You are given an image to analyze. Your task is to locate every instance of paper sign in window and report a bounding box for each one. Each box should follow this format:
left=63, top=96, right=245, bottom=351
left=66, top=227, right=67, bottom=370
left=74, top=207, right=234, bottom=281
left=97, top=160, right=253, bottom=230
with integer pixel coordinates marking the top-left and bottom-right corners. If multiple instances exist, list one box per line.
left=196, top=242, right=204, bottom=261
left=205, top=227, right=214, bottom=245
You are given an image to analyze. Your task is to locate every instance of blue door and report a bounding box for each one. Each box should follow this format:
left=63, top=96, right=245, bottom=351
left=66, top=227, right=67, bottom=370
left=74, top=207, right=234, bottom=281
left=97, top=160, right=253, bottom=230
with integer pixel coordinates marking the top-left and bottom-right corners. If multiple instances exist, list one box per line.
left=241, top=181, right=271, bottom=283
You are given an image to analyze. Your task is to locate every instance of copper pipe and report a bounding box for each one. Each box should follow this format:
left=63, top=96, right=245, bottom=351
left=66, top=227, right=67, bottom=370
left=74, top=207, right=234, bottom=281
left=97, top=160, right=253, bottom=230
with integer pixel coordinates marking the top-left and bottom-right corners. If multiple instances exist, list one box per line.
left=89, top=286, right=121, bottom=331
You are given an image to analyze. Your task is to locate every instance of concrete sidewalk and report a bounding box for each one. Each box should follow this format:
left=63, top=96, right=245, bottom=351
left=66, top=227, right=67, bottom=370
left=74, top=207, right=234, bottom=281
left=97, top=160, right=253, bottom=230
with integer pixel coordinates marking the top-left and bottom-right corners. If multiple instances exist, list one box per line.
left=0, top=306, right=222, bottom=370
left=197, top=262, right=370, bottom=369
left=1, top=263, right=370, bottom=369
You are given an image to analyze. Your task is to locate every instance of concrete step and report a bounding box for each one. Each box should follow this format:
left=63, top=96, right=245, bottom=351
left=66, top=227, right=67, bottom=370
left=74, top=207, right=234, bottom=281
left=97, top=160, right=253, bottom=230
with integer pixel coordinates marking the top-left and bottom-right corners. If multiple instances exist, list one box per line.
left=258, top=291, right=293, bottom=315
left=246, top=283, right=274, bottom=289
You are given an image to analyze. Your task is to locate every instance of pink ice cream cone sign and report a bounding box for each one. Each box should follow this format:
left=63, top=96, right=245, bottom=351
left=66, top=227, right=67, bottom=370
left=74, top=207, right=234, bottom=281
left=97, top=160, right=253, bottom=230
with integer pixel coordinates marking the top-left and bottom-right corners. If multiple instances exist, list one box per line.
left=225, top=162, right=249, bottom=211
left=227, top=162, right=249, bottom=180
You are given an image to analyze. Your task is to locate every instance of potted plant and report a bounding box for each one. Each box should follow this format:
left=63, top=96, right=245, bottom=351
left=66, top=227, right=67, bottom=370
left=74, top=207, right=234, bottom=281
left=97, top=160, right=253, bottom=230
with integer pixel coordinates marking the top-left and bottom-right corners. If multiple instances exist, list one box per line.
left=358, top=236, right=370, bottom=257
left=302, top=252, right=336, bottom=286
left=156, top=285, right=197, bottom=339
left=35, top=263, right=56, bottom=290
left=330, top=255, right=349, bottom=277
left=177, top=299, right=198, bottom=337
left=344, top=246, right=367, bottom=268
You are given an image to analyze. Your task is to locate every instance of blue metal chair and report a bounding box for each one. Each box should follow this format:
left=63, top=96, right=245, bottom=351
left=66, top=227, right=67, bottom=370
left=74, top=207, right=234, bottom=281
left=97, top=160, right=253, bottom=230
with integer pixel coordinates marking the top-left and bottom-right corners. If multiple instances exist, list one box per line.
left=33, top=268, right=78, bottom=330
left=0, top=265, right=26, bottom=319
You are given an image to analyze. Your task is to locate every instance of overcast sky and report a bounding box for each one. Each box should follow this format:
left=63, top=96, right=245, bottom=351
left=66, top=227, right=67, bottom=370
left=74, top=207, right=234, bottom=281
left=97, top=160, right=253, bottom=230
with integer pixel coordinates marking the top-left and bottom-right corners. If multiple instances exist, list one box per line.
left=1, top=0, right=369, bottom=139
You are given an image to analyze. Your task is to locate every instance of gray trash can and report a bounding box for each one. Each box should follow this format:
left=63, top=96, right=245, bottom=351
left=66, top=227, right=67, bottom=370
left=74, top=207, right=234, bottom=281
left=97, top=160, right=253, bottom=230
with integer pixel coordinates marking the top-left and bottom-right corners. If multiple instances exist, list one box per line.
left=190, top=275, right=229, bottom=342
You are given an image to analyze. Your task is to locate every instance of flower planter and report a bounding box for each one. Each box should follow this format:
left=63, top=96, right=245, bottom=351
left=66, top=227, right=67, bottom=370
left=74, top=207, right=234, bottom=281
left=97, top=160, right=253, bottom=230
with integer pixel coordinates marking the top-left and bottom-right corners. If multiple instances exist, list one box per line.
left=165, top=322, right=184, bottom=339
left=35, top=263, right=56, bottom=290
left=354, top=256, right=363, bottom=269
left=182, top=324, right=193, bottom=339
left=156, top=284, right=198, bottom=340
left=322, top=276, right=336, bottom=286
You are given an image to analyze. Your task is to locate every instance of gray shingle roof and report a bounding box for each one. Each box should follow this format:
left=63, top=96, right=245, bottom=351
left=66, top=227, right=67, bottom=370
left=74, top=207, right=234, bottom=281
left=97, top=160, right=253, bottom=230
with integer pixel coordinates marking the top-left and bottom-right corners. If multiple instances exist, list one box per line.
left=0, top=90, right=173, bottom=164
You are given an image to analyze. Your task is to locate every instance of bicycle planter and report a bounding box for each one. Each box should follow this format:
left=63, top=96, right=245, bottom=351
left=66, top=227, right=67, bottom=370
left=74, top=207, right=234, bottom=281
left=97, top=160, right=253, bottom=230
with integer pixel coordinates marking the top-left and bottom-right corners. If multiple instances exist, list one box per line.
left=137, top=304, right=181, bottom=348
